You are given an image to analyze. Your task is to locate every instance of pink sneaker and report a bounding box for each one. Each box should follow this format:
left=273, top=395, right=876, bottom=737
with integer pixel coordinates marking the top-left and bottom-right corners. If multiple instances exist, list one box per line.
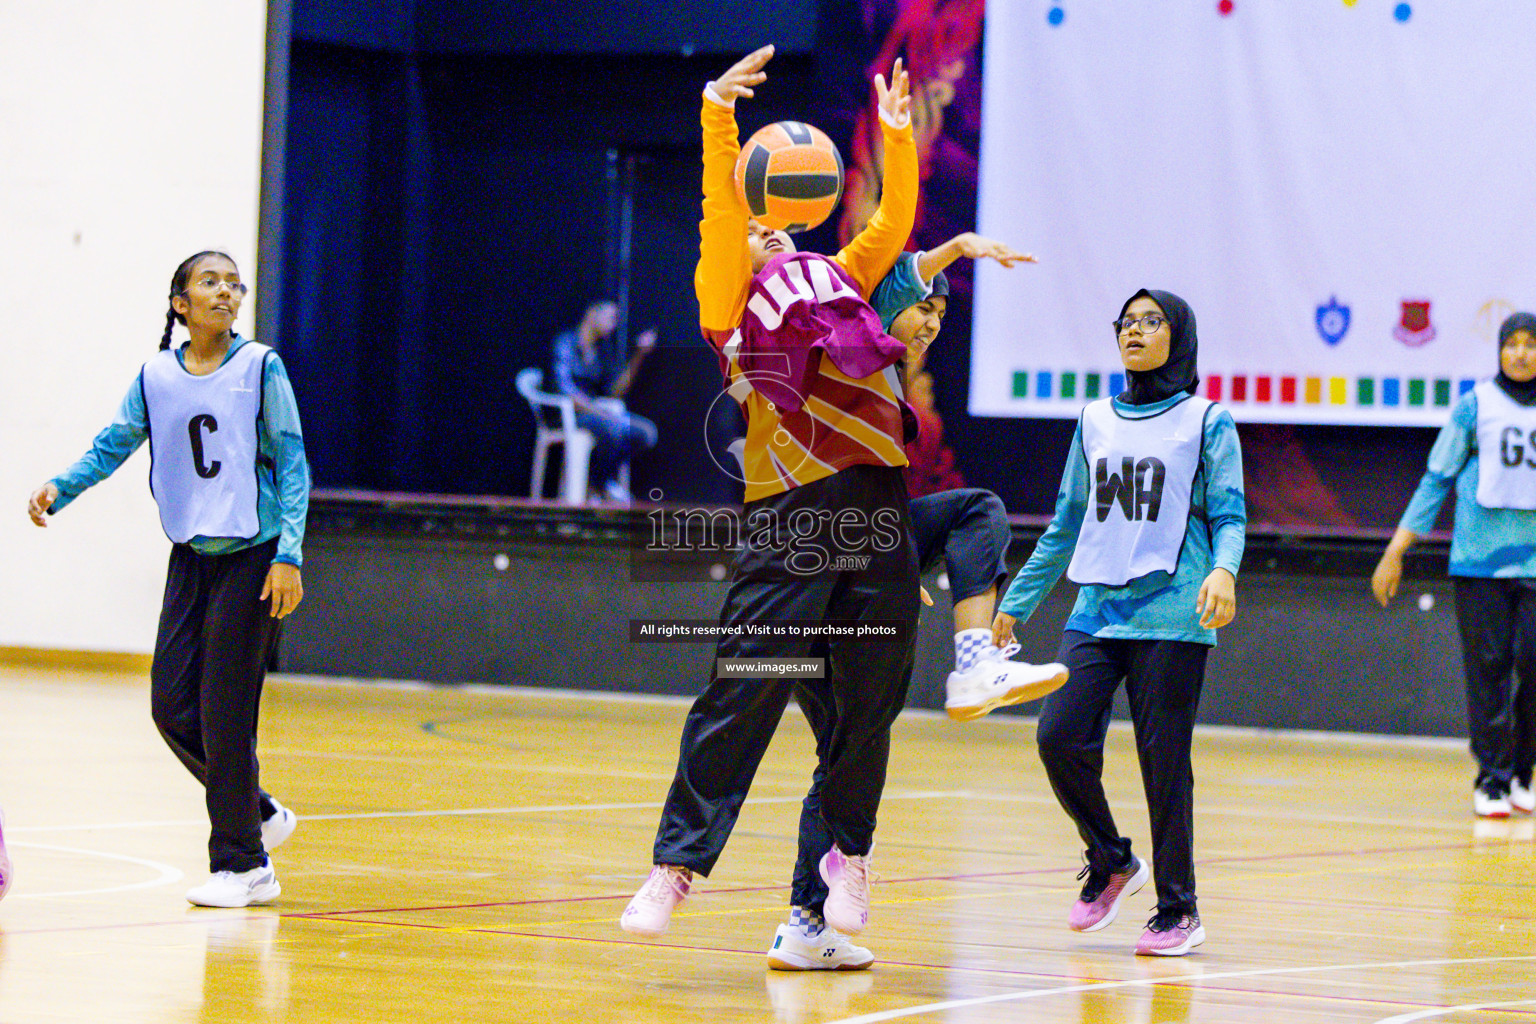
left=620, top=865, right=692, bottom=936
left=0, top=808, right=12, bottom=902
left=818, top=846, right=873, bottom=936
left=1135, top=910, right=1205, bottom=956
left=1067, top=855, right=1148, bottom=932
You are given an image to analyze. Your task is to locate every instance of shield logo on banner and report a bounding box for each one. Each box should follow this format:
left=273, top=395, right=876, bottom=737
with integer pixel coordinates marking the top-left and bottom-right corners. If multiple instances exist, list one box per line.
left=1315, top=295, right=1350, bottom=346
left=1394, top=299, right=1436, bottom=347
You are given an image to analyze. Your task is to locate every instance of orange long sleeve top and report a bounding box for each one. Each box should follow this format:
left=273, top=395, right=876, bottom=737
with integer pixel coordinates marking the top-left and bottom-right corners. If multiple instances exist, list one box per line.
left=696, top=92, right=918, bottom=502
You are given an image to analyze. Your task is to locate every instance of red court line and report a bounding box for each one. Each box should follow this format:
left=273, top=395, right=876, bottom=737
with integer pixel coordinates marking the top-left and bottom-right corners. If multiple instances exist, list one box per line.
left=289, top=837, right=1493, bottom=921
left=2, top=838, right=1509, bottom=939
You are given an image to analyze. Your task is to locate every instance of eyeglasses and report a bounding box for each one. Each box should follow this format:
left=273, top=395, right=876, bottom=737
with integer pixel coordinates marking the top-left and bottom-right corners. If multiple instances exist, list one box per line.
left=189, top=276, right=248, bottom=296
left=1113, top=313, right=1168, bottom=335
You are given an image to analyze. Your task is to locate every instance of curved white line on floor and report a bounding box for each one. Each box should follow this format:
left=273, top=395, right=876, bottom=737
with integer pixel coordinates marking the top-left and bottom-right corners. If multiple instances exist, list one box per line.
left=1373, top=998, right=1536, bottom=1023
left=8, top=842, right=184, bottom=898
left=820, top=953, right=1536, bottom=1024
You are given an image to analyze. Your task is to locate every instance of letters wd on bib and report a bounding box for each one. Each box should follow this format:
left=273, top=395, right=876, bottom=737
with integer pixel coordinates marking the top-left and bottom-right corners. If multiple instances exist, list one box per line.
left=970, top=4, right=1536, bottom=427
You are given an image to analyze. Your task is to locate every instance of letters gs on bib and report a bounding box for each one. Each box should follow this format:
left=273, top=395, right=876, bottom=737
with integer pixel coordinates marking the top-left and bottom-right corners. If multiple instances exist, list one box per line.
left=187, top=414, right=222, bottom=479
left=1499, top=427, right=1536, bottom=470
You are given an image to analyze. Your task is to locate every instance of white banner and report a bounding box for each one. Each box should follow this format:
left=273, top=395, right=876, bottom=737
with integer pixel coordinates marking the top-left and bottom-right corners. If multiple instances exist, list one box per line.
left=973, top=1, right=1536, bottom=426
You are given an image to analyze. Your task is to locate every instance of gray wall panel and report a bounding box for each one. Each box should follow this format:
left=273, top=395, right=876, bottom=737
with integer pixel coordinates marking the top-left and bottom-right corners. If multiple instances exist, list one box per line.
left=282, top=524, right=1468, bottom=739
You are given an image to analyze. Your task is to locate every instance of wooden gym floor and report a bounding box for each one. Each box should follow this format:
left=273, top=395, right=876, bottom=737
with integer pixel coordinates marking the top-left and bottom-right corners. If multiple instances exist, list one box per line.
left=0, top=664, right=1533, bottom=1023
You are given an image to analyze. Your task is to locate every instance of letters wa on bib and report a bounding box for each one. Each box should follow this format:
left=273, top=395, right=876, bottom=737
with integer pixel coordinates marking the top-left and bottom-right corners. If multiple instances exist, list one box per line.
left=1068, top=394, right=1214, bottom=587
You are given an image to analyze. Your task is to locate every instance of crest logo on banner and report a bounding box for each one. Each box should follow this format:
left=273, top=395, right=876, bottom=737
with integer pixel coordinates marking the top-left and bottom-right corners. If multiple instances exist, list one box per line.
left=1394, top=299, right=1436, bottom=347
left=1315, top=295, right=1351, bottom=346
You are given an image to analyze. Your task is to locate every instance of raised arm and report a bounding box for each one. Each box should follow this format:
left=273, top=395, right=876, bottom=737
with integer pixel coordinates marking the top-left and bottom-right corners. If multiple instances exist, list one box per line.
left=916, top=233, right=1036, bottom=283
left=696, top=46, right=773, bottom=334
left=834, top=60, right=916, bottom=297
left=608, top=328, right=657, bottom=400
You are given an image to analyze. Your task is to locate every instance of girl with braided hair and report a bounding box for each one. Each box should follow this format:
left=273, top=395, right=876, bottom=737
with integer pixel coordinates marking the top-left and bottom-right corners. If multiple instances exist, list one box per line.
left=27, top=251, right=309, bottom=907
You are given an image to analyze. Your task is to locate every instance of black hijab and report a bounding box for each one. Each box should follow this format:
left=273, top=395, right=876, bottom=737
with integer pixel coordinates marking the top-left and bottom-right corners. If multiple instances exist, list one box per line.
left=1496, top=312, right=1536, bottom=406
left=1115, top=288, right=1199, bottom=406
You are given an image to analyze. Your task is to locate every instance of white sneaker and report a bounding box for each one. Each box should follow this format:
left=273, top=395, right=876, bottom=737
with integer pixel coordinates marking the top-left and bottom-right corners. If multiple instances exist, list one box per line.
left=946, top=644, right=1068, bottom=722
left=766, top=923, right=873, bottom=971
left=1510, top=779, right=1535, bottom=814
left=187, top=862, right=281, bottom=908
left=620, top=865, right=692, bottom=936
left=1474, top=784, right=1512, bottom=819
left=819, top=846, right=873, bottom=936
left=0, top=808, right=13, bottom=902
left=261, top=799, right=297, bottom=853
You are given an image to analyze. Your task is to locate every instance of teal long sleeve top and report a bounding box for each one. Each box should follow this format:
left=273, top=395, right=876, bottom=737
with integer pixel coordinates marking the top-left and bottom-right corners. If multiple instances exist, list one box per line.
left=998, top=393, right=1247, bottom=646
left=48, top=337, right=310, bottom=566
left=1396, top=389, right=1536, bottom=578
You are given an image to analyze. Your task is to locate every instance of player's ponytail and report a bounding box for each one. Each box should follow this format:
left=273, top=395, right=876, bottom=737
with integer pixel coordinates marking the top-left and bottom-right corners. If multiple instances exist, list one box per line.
left=159, top=306, right=177, bottom=350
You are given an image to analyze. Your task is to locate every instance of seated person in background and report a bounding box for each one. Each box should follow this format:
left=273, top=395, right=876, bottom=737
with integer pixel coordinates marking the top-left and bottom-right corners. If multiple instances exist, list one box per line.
left=549, top=299, right=658, bottom=502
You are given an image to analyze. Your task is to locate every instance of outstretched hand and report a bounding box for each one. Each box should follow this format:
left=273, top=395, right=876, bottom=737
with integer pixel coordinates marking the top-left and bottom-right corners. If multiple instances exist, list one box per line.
left=710, top=45, right=774, bottom=103
left=27, top=482, right=59, bottom=527
left=874, top=58, right=911, bottom=128
left=954, top=233, right=1036, bottom=268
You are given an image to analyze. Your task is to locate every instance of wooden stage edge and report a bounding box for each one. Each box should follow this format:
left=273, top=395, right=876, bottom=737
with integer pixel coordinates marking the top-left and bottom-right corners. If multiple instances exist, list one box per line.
left=0, top=645, right=151, bottom=673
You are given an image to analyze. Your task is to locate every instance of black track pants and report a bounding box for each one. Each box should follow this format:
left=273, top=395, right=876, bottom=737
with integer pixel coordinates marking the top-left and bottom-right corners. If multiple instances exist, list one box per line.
left=1036, top=631, right=1208, bottom=916
left=151, top=539, right=281, bottom=874
left=1454, top=577, right=1536, bottom=790
left=788, top=487, right=1012, bottom=911
left=651, top=466, right=919, bottom=875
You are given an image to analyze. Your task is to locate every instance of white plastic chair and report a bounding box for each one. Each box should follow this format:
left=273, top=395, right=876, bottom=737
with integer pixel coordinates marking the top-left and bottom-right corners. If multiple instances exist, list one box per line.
left=516, top=368, right=594, bottom=504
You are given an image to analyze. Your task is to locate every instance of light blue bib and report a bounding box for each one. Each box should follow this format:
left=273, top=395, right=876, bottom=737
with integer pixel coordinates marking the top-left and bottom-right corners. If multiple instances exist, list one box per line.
left=141, top=341, right=269, bottom=543
left=1068, top=395, right=1212, bottom=587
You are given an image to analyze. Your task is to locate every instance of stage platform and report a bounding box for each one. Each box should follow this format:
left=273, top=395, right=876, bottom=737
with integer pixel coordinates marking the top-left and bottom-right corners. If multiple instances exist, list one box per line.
left=283, top=490, right=1463, bottom=738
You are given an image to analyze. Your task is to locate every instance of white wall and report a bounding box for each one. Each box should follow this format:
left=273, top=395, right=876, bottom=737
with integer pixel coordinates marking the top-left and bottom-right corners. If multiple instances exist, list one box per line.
left=0, top=1, right=269, bottom=652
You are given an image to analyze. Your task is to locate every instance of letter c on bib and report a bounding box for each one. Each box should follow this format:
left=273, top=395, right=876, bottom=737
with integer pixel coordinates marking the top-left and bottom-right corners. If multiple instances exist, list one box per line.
left=188, top=414, right=222, bottom=479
